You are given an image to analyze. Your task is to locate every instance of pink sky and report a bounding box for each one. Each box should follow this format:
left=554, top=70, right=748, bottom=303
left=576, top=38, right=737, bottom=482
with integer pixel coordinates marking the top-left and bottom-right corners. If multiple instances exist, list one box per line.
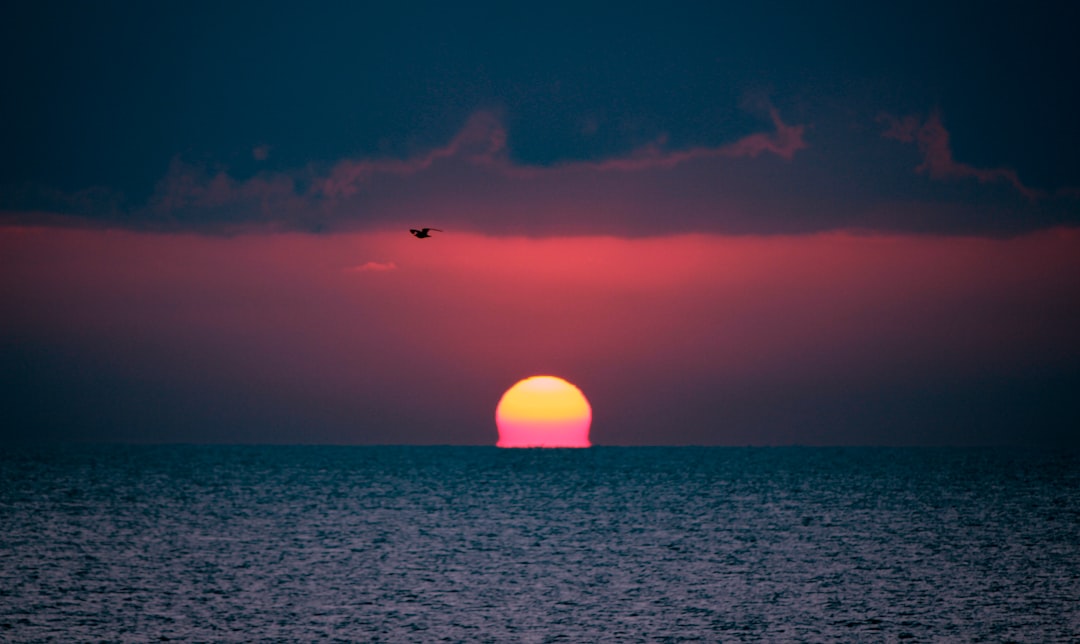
left=4, top=224, right=1078, bottom=445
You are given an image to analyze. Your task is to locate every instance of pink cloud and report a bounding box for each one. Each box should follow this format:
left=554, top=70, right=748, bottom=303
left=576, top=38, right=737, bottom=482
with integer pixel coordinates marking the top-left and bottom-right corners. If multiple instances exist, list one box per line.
left=347, top=261, right=397, bottom=272
left=879, top=111, right=1040, bottom=199
left=136, top=105, right=812, bottom=236
left=148, top=158, right=304, bottom=225
left=717, top=105, right=808, bottom=160
left=543, top=105, right=807, bottom=173
left=146, top=112, right=511, bottom=216
left=315, top=106, right=807, bottom=195
left=52, top=105, right=1064, bottom=239
left=317, top=111, right=508, bottom=198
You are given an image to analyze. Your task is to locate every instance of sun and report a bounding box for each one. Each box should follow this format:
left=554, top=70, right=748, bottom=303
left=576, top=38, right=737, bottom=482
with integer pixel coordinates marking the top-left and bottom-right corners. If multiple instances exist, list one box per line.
left=495, top=376, right=592, bottom=448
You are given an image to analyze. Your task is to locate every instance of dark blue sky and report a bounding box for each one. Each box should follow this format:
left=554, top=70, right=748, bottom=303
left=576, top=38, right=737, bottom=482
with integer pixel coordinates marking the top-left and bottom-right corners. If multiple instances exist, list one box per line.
left=3, top=1, right=1078, bottom=230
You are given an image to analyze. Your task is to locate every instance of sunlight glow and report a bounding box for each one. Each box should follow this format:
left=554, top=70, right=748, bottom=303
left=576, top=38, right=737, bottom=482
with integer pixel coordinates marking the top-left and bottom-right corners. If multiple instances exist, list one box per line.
left=495, top=376, right=592, bottom=448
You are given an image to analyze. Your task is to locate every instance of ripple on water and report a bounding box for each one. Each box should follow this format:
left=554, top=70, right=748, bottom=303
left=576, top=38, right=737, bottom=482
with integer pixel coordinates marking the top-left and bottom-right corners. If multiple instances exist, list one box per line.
left=1, top=445, right=1078, bottom=641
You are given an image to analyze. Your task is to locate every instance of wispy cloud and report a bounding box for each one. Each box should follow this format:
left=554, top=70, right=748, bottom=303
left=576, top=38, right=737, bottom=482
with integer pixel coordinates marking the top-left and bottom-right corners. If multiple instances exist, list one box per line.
left=141, top=158, right=326, bottom=233
left=134, top=106, right=812, bottom=234
left=558, top=105, right=807, bottom=172
left=347, top=261, right=397, bottom=272
left=7, top=105, right=1075, bottom=237
left=318, top=112, right=507, bottom=199
left=879, top=111, right=1040, bottom=200
left=313, top=106, right=806, bottom=191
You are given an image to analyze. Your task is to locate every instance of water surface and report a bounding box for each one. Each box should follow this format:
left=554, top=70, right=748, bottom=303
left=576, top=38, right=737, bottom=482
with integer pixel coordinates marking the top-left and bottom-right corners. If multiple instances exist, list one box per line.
left=1, top=446, right=1077, bottom=641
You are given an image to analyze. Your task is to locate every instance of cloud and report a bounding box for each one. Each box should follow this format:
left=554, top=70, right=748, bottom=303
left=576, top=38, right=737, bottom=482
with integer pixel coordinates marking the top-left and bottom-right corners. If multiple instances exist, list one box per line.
left=879, top=111, right=1041, bottom=200
left=719, top=105, right=809, bottom=160
left=128, top=106, right=813, bottom=235
left=252, top=145, right=271, bottom=161
left=556, top=105, right=807, bottom=172
left=348, top=261, right=397, bottom=272
left=143, top=158, right=316, bottom=232
left=317, top=111, right=507, bottom=199
left=7, top=105, right=1077, bottom=237
left=311, top=106, right=805, bottom=192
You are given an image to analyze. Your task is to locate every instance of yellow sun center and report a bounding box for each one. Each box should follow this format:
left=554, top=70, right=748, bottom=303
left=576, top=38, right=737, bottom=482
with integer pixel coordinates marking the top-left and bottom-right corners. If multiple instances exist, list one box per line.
left=495, top=375, right=592, bottom=448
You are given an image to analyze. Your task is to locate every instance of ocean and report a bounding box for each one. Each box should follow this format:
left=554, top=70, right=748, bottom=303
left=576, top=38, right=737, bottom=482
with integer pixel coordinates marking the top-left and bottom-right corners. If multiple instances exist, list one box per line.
left=1, top=446, right=1077, bottom=642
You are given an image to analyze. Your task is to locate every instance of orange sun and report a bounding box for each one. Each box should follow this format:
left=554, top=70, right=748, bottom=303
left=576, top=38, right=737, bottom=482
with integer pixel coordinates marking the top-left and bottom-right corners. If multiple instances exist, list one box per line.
left=495, top=375, right=592, bottom=448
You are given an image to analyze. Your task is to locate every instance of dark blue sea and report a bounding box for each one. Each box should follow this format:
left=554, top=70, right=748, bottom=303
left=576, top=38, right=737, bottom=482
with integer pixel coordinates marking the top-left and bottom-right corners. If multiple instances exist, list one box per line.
left=1, top=446, right=1077, bottom=642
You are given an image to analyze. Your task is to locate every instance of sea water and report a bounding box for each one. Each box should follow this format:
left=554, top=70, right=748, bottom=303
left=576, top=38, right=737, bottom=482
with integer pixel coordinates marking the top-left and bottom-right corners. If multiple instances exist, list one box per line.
left=1, top=446, right=1077, bottom=642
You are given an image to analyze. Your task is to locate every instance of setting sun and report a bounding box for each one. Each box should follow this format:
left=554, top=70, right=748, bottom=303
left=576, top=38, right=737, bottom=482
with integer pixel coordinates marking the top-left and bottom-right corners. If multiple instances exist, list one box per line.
left=495, top=376, right=592, bottom=448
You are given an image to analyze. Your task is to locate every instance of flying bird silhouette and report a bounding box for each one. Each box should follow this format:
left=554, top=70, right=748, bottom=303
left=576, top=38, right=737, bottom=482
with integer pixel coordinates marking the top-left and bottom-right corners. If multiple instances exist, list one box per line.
left=409, top=228, right=442, bottom=238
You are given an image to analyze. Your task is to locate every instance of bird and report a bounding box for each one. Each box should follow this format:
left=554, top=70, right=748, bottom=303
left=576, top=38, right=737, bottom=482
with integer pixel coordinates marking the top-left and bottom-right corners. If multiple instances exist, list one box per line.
left=409, top=228, right=442, bottom=238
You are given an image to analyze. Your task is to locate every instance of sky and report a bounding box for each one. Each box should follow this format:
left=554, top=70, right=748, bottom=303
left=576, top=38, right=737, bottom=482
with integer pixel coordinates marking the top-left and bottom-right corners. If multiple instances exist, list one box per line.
left=3, top=1, right=1079, bottom=446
